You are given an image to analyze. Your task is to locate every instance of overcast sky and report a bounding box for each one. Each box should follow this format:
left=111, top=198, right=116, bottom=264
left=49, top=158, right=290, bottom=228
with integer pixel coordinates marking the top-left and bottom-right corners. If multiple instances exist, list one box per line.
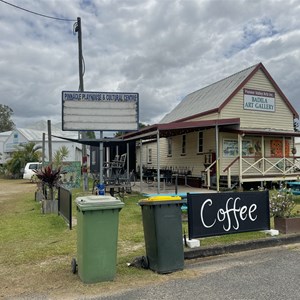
left=1, top=0, right=300, bottom=132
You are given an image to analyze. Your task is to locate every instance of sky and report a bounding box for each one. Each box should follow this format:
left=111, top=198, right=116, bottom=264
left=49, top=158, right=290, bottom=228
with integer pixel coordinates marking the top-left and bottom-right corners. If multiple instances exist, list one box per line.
left=1, top=0, right=300, bottom=133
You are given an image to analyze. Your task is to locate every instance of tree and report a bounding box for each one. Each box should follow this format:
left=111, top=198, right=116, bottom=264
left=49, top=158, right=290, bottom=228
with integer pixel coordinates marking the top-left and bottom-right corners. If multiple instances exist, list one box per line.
left=0, top=104, right=15, bottom=132
left=86, top=131, right=96, bottom=139
left=5, top=150, right=24, bottom=178
left=114, top=123, right=149, bottom=137
left=53, top=145, right=69, bottom=168
left=5, top=142, right=42, bottom=178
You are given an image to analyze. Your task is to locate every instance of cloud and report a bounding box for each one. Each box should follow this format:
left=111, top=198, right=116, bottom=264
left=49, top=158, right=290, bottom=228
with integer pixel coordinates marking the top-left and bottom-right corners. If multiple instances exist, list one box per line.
left=0, top=0, right=300, bottom=132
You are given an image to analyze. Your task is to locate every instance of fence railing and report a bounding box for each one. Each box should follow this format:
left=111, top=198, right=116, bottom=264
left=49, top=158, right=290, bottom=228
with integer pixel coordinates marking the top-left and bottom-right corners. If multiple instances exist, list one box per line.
left=58, top=186, right=72, bottom=230
left=220, top=156, right=300, bottom=188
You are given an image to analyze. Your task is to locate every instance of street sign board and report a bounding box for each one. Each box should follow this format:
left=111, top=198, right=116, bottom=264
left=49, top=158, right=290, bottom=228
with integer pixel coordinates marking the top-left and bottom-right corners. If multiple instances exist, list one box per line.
left=187, top=191, right=270, bottom=239
left=62, top=91, right=139, bottom=131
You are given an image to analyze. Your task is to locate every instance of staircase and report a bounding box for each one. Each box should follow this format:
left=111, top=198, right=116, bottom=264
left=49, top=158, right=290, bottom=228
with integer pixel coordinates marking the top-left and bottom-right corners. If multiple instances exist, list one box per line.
left=210, top=175, right=239, bottom=191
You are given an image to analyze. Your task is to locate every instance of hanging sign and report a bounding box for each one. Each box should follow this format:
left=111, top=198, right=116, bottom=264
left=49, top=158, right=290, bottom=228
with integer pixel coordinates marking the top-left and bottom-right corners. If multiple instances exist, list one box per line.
left=243, top=88, right=275, bottom=112
left=187, top=191, right=270, bottom=239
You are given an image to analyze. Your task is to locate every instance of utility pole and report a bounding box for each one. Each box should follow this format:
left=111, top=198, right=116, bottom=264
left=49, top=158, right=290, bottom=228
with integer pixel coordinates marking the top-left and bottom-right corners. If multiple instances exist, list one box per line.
left=75, top=17, right=88, bottom=191
left=76, top=17, right=84, bottom=92
left=47, top=120, right=52, bottom=164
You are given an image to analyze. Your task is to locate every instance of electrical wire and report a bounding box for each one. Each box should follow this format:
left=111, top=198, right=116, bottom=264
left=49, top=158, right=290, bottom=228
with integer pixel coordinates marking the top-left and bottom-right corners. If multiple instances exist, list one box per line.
left=1, top=0, right=85, bottom=88
left=0, top=0, right=76, bottom=22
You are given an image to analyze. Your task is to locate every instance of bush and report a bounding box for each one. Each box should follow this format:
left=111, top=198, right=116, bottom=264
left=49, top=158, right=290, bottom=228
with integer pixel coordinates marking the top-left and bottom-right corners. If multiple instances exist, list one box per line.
left=269, top=185, right=296, bottom=218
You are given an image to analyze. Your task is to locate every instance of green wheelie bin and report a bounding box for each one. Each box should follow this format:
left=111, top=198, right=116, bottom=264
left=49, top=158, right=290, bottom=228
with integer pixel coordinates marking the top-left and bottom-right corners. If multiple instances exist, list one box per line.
left=139, top=196, right=184, bottom=274
left=73, top=195, right=124, bottom=283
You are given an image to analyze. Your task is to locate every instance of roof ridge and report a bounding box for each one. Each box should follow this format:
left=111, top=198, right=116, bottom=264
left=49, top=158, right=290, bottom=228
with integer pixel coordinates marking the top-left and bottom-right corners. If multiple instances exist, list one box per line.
left=187, top=62, right=260, bottom=97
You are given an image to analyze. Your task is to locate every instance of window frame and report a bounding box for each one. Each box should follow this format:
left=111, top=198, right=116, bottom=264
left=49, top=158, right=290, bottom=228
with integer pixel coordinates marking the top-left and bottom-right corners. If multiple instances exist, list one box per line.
left=167, top=137, right=172, bottom=156
left=197, top=131, right=204, bottom=153
left=147, top=147, right=152, bottom=164
left=181, top=134, right=186, bottom=155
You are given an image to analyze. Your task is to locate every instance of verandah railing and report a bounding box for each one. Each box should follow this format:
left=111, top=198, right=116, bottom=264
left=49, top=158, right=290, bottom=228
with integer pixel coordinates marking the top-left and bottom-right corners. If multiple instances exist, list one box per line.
left=205, top=156, right=300, bottom=189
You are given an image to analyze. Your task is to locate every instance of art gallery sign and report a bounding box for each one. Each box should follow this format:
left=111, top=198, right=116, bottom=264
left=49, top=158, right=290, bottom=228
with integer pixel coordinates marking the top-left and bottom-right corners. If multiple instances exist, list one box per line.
left=187, top=191, right=270, bottom=239
left=243, top=88, right=275, bottom=112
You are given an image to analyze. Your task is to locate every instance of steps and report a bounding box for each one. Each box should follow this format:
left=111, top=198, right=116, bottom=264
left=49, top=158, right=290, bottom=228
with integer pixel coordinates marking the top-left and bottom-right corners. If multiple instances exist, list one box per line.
left=209, top=175, right=239, bottom=191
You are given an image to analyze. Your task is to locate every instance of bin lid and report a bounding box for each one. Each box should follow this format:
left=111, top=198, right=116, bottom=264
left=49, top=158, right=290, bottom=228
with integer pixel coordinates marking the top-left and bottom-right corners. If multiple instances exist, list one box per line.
left=147, top=195, right=181, bottom=201
left=76, top=195, right=124, bottom=211
left=138, top=195, right=183, bottom=206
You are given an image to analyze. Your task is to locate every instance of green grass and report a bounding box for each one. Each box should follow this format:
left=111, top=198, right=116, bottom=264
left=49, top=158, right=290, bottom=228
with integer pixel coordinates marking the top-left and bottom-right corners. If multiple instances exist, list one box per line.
left=0, top=190, right=76, bottom=265
left=0, top=181, right=280, bottom=268
left=1, top=178, right=294, bottom=298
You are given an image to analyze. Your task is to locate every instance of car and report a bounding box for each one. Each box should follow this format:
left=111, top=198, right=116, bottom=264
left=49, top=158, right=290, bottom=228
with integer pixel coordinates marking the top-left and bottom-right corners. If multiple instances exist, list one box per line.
left=23, top=162, right=42, bottom=182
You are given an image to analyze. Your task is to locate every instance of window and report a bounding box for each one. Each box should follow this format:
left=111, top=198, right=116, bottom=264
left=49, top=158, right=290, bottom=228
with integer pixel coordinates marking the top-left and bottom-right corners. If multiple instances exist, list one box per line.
left=147, top=148, right=152, bottom=163
left=13, top=132, right=18, bottom=144
left=167, top=137, right=172, bottom=156
left=198, top=131, right=204, bottom=153
left=271, top=140, right=290, bottom=157
left=223, top=139, right=254, bottom=157
left=181, top=134, right=186, bottom=155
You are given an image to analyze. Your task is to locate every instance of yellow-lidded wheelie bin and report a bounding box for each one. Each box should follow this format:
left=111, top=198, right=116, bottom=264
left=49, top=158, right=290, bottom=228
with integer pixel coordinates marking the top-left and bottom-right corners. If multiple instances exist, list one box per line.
left=139, top=196, right=184, bottom=274
left=74, top=195, right=124, bottom=283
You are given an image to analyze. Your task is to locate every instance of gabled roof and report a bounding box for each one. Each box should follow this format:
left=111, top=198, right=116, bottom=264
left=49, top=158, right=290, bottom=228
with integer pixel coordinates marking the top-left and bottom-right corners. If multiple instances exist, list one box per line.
left=0, top=131, right=11, bottom=142
left=16, top=128, right=79, bottom=142
left=160, top=62, right=298, bottom=123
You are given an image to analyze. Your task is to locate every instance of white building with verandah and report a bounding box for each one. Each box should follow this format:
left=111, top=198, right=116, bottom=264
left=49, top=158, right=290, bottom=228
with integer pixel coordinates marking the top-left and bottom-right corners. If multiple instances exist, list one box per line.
left=124, top=62, right=300, bottom=192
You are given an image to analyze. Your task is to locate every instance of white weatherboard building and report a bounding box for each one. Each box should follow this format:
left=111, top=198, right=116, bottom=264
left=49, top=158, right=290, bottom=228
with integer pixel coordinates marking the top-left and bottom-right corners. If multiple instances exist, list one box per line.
left=0, top=125, right=83, bottom=165
left=124, top=62, right=300, bottom=191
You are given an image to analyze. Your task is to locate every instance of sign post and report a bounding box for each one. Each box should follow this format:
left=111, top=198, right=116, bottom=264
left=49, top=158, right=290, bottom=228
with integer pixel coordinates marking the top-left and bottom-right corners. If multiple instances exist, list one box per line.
left=62, top=90, right=139, bottom=188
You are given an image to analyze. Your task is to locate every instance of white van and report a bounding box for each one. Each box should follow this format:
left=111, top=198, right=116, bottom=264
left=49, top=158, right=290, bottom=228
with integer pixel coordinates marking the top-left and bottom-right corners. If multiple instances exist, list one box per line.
left=23, top=162, right=42, bottom=181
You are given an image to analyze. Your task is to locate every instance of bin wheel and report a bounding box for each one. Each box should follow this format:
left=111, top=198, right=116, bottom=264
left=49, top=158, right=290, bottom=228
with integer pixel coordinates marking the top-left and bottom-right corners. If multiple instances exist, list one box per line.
left=141, top=256, right=149, bottom=269
left=71, top=258, right=77, bottom=274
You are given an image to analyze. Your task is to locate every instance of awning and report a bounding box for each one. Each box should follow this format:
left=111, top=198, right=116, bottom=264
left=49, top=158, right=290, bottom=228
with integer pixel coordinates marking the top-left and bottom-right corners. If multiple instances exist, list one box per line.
left=52, top=135, right=128, bottom=147
left=221, top=128, right=300, bottom=137
left=123, top=118, right=241, bottom=141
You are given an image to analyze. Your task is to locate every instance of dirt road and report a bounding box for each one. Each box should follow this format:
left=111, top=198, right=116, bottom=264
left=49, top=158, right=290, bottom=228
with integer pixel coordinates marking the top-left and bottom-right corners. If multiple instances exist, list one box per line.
left=0, top=179, right=35, bottom=202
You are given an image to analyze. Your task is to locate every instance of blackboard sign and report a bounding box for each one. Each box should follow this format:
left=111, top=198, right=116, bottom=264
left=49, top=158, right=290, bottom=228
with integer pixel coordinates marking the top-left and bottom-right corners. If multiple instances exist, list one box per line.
left=187, top=191, right=270, bottom=239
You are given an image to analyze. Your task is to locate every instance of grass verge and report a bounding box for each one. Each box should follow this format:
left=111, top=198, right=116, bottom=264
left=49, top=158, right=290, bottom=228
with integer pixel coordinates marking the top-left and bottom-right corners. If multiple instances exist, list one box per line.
left=1, top=178, right=299, bottom=298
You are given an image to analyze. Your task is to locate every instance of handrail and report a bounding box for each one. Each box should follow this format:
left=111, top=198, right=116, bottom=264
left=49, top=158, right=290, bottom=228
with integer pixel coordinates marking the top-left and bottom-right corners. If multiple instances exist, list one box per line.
left=220, top=155, right=300, bottom=189
left=204, top=159, right=220, bottom=190
left=241, top=156, right=300, bottom=176
left=204, top=159, right=217, bottom=172
left=223, top=156, right=240, bottom=172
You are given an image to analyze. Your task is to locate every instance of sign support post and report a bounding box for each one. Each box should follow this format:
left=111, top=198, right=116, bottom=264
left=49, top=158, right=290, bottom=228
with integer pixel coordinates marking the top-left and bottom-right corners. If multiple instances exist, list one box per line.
left=99, top=131, right=104, bottom=187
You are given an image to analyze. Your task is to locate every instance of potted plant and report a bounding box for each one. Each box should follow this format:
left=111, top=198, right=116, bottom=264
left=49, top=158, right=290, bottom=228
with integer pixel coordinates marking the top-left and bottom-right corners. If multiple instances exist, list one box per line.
left=269, top=184, right=300, bottom=234
left=34, top=164, right=63, bottom=213
left=248, top=145, right=255, bottom=154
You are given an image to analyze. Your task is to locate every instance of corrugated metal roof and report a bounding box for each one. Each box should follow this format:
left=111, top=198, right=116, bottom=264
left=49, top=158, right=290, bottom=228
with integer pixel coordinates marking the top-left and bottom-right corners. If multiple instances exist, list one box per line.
left=160, top=63, right=259, bottom=123
left=0, top=131, right=12, bottom=136
left=123, top=118, right=241, bottom=141
left=17, top=128, right=79, bottom=142
left=0, top=131, right=11, bottom=141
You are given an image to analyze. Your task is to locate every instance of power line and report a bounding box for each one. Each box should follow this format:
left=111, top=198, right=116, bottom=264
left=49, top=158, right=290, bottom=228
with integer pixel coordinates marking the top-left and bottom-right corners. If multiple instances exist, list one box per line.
left=0, top=0, right=76, bottom=22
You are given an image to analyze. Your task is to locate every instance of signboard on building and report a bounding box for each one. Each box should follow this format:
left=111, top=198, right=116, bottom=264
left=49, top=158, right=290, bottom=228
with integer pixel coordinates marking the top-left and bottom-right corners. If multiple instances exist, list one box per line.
left=187, top=191, right=270, bottom=239
left=62, top=91, right=139, bottom=131
left=243, top=88, right=275, bottom=112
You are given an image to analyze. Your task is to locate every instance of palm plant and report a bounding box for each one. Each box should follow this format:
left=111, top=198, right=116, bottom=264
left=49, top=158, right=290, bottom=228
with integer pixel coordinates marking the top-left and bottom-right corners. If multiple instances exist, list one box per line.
left=18, top=142, right=42, bottom=162
left=53, top=146, right=69, bottom=169
left=5, top=142, right=42, bottom=177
